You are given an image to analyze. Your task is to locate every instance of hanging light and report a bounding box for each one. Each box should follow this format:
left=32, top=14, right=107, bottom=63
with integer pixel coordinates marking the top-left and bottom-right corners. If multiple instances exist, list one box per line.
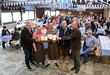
left=5, top=3, right=7, bottom=6
left=80, top=0, right=82, bottom=3
left=11, top=3, right=13, bottom=6
left=95, top=0, right=98, bottom=3
left=16, top=3, right=18, bottom=6
left=85, top=0, right=87, bottom=3
left=8, top=3, right=11, bottom=6
left=3, top=3, right=5, bottom=6
left=99, top=5, right=101, bottom=8
left=10, top=7, right=12, bottom=10
left=74, top=0, right=77, bottom=3
left=22, top=2, right=24, bottom=5
left=100, top=0, right=103, bottom=2
left=7, top=7, right=9, bottom=9
left=19, top=3, right=22, bottom=6
left=27, top=2, right=30, bottom=5
left=13, top=3, right=15, bottom=6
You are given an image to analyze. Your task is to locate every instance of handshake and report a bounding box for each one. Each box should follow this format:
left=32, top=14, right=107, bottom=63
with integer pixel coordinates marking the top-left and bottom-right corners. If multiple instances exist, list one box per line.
left=57, top=37, right=62, bottom=40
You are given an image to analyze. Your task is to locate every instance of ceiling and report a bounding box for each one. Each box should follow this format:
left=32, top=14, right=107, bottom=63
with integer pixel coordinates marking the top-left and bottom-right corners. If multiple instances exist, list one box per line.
left=0, top=0, right=110, bottom=10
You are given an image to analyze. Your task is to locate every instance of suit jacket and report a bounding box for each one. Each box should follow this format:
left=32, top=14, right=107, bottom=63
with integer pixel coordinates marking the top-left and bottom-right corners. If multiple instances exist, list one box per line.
left=58, top=27, right=71, bottom=48
left=62, top=29, right=81, bottom=50
left=20, top=27, right=34, bottom=49
left=2, top=29, right=7, bottom=36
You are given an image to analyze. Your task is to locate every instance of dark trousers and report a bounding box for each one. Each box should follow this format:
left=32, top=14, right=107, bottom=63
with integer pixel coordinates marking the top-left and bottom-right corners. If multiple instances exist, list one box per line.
left=2, top=41, right=6, bottom=49
left=72, top=48, right=80, bottom=69
left=23, top=47, right=33, bottom=68
left=59, top=47, right=70, bottom=58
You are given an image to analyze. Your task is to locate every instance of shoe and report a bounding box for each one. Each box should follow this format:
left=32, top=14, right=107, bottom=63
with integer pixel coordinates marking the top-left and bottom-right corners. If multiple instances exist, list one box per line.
left=71, top=67, right=76, bottom=71
left=28, top=67, right=32, bottom=69
left=55, top=63, right=59, bottom=67
left=75, top=69, right=80, bottom=74
left=35, top=64, right=39, bottom=67
left=3, top=48, right=6, bottom=49
left=82, top=60, right=87, bottom=64
left=28, top=67, right=33, bottom=71
left=31, top=62, right=36, bottom=65
left=41, top=65, right=46, bottom=69
left=45, top=64, right=50, bottom=68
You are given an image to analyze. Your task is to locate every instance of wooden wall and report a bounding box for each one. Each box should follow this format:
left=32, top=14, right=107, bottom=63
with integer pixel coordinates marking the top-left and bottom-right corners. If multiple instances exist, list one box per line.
left=36, top=8, right=45, bottom=18
left=60, top=9, right=104, bottom=16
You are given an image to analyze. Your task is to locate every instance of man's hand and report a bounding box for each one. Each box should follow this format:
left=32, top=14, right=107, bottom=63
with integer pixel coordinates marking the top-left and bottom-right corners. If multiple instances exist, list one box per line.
left=34, top=49, right=37, bottom=52
left=91, top=48, right=95, bottom=51
left=36, top=38, right=41, bottom=42
left=57, top=37, right=61, bottom=40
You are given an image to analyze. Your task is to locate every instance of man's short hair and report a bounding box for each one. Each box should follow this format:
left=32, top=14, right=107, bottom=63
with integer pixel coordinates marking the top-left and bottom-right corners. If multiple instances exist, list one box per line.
left=3, top=26, right=6, bottom=29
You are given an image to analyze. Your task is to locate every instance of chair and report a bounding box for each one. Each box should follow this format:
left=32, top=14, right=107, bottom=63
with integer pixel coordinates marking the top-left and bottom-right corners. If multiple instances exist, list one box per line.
left=10, top=40, right=21, bottom=50
left=89, top=47, right=100, bottom=63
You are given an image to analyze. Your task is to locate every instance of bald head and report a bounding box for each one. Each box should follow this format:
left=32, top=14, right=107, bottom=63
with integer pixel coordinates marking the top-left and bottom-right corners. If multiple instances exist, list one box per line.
left=71, top=21, right=79, bottom=29
left=62, top=20, right=67, bottom=29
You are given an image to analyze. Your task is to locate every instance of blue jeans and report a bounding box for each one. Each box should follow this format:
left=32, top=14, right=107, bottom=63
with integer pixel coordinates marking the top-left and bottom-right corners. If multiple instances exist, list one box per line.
left=23, top=47, right=33, bottom=68
left=82, top=47, right=91, bottom=63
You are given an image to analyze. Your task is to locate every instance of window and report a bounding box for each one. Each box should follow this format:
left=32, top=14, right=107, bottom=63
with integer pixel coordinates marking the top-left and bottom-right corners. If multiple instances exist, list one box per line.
left=2, top=12, right=12, bottom=23
left=29, top=11, right=34, bottom=19
left=45, top=10, right=60, bottom=16
left=23, top=11, right=35, bottom=21
left=51, top=11, right=55, bottom=16
left=56, top=11, right=60, bottom=16
left=45, top=10, right=50, bottom=16
left=23, top=11, right=28, bottom=21
left=13, top=12, right=21, bottom=22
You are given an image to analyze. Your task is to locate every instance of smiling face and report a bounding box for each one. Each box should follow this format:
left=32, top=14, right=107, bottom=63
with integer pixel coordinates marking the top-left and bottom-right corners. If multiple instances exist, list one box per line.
left=37, top=26, right=42, bottom=32
left=62, top=21, right=67, bottom=30
left=71, top=21, right=79, bottom=29
left=87, top=30, right=93, bottom=37
left=25, top=22, right=33, bottom=30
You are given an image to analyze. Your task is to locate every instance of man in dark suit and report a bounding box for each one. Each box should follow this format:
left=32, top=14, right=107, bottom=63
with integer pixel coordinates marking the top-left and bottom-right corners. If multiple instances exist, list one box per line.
left=61, top=21, right=81, bottom=73
left=20, top=22, right=35, bottom=70
left=58, top=20, right=71, bottom=60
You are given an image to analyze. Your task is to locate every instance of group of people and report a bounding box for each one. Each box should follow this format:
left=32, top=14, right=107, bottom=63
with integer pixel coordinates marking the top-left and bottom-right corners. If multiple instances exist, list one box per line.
left=1, top=14, right=109, bottom=74
left=20, top=20, right=81, bottom=73
left=20, top=14, right=109, bottom=74
left=1, top=26, right=21, bottom=49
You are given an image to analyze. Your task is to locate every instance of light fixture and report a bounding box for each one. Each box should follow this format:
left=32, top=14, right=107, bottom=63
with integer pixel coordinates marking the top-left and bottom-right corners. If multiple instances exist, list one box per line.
left=16, top=3, right=18, bottom=6
left=13, top=3, right=16, bottom=6
left=10, top=7, right=12, bottom=10
left=7, top=7, right=9, bottom=9
left=11, top=3, right=13, bottom=6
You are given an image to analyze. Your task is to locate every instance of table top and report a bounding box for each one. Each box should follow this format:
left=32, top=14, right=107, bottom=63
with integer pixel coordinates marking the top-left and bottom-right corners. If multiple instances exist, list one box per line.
left=99, top=36, right=110, bottom=50
left=99, top=36, right=110, bottom=56
left=1, top=35, right=12, bottom=42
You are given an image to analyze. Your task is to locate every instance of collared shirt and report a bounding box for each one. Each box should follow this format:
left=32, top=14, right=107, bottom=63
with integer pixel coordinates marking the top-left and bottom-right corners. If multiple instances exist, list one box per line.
left=57, top=27, right=68, bottom=36
left=28, top=29, right=32, bottom=34
left=83, top=35, right=97, bottom=48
